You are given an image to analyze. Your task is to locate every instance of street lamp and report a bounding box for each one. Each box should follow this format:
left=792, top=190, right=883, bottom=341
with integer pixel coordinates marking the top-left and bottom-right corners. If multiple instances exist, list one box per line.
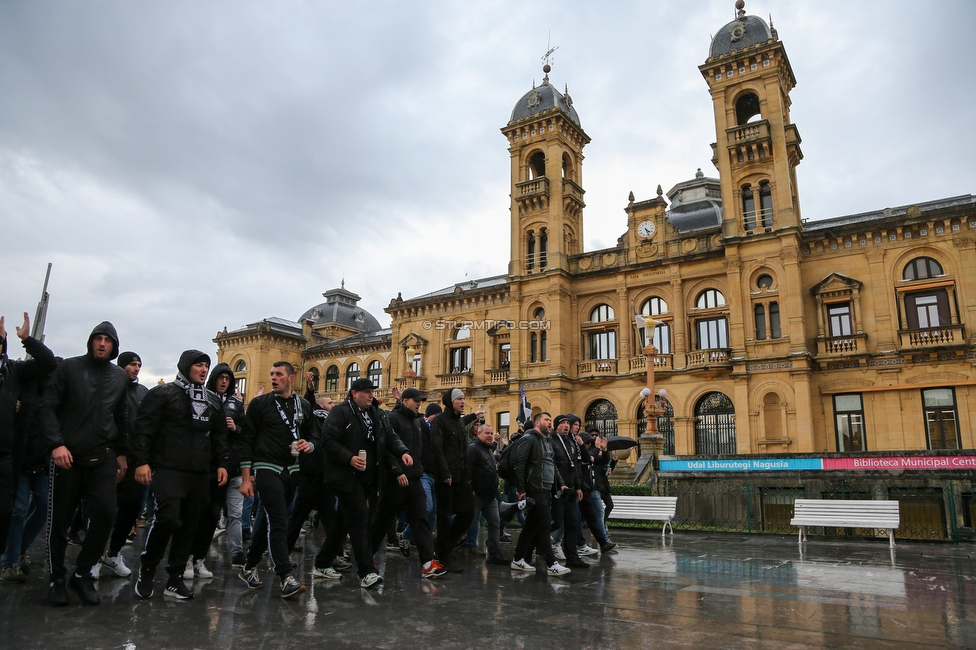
left=637, top=312, right=667, bottom=467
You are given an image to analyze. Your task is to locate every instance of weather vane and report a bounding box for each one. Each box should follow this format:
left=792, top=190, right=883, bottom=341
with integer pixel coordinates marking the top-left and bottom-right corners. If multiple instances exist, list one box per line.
left=542, top=31, right=558, bottom=72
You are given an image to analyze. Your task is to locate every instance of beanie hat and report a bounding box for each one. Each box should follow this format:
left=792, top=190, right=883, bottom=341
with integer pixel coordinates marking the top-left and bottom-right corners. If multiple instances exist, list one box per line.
left=117, top=351, right=141, bottom=368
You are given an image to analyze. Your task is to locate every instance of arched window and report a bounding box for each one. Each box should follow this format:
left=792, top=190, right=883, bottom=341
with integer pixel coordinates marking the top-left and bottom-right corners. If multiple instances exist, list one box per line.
left=735, top=93, right=761, bottom=126
left=325, top=365, right=339, bottom=392
left=754, top=304, right=767, bottom=340
left=367, top=360, right=382, bottom=389
left=694, top=392, right=736, bottom=455
left=455, top=325, right=471, bottom=340
left=234, top=360, right=247, bottom=372
left=539, top=228, right=548, bottom=269
left=638, top=297, right=671, bottom=353
left=742, top=185, right=756, bottom=231
left=903, top=257, right=944, bottom=281
left=695, top=289, right=726, bottom=309
left=636, top=397, right=674, bottom=454
left=561, top=153, right=572, bottom=180
left=759, top=182, right=773, bottom=228
left=584, top=399, right=618, bottom=438
left=532, top=307, right=547, bottom=362
left=345, top=363, right=360, bottom=390
left=587, top=303, right=616, bottom=360
left=590, top=304, right=615, bottom=322
left=528, top=151, right=545, bottom=180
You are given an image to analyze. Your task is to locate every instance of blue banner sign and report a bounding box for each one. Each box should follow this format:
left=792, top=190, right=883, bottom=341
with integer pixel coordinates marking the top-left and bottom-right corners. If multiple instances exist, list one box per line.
left=659, top=458, right=825, bottom=472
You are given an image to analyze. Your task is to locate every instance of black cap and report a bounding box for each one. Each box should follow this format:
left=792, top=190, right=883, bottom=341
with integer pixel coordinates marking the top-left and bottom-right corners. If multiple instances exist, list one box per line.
left=350, top=378, right=377, bottom=391
left=579, top=432, right=595, bottom=446
left=401, top=387, right=425, bottom=401
left=425, top=403, right=443, bottom=417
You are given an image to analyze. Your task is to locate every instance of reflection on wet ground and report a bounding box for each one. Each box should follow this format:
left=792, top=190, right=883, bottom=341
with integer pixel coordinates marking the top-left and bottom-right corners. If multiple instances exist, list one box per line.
left=1, top=527, right=973, bottom=649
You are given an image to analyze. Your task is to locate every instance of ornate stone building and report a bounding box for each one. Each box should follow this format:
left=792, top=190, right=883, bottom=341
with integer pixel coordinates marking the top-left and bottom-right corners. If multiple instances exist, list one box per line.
left=215, top=2, right=976, bottom=473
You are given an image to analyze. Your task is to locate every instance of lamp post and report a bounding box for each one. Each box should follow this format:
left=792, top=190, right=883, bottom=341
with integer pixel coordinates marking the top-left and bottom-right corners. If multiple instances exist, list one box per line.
left=402, top=345, right=417, bottom=389
left=637, top=313, right=667, bottom=469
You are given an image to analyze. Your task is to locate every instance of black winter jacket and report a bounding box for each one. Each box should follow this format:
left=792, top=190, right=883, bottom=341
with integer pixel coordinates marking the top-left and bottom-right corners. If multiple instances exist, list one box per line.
left=513, top=428, right=564, bottom=495
left=387, top=402, right=425, bottom=480
left=297, top=409, right=329, bottom=479
left=320, top=394, right=409, bottom=491
left=430, top=394, right=471, bottom=483
left=467, top=438, right=498, bottom=499
left=0, top=334, right=56, bottom=456
left=130, top=350, right=229, bottom=474
left=550, top=432, right=582, bottom=491
left=38, top=322, right=129, bottom=458
left=241, top=390, right=316, bottom=474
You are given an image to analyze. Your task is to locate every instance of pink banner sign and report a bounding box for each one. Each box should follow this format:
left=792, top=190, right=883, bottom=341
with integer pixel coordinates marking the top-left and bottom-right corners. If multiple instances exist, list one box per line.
left=823, top=455, right=976, bottom=470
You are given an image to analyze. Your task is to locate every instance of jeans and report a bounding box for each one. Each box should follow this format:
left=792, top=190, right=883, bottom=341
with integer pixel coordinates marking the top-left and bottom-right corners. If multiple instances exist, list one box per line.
left=225, top=476, right=244, bottom=556
left=470, top=495, right=501, bottom=560
left=589, top=490, right=609, bottom=541
left=2, top=473, right=48, bottom=568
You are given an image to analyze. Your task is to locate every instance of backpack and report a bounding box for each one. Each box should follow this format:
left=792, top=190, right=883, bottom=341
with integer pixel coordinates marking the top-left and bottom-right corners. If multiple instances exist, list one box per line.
left=497, top=433, right=530, bottom=483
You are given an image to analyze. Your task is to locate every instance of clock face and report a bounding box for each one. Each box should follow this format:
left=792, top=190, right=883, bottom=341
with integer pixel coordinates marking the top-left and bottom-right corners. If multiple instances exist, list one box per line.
left=637, top=220, right=656, bottom=239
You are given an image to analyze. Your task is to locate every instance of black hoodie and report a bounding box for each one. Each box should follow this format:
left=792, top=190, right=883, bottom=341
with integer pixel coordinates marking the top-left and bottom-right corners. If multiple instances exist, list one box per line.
left=129, top=349, right=228, bottom=473
left=429, top=390, right=472, bottom=483
left=1, top=332, right=56, bottom=456
left=39, top=322, right=129, bottom=458
left=206, top=362, right=245, bottom=476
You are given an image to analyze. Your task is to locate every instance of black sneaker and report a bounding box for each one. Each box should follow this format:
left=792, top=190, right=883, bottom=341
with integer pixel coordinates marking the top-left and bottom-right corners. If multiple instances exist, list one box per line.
left=68, top=573, right=100, bottom=605
left=600, top=542, right=618, bottom=553
left=231, top=552, right=247, bottom=568
left=163, top=576, right=194, bottom=600
left=48, top=578, right=69, bottom=606
left=135, top=569, right=154, bottom=599
left=566, top=557, right=590, bottom=569
left=486, top=555, right=510, bottom=566
left=398, top=534, right=410, bottom=558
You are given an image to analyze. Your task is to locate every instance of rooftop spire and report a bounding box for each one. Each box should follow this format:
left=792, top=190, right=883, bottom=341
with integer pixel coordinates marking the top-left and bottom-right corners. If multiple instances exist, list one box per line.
left=736, top=0, right=746, bottom=18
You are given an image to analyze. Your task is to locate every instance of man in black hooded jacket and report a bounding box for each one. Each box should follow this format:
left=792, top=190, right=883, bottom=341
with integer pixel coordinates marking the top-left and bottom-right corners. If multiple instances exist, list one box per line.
left=39, top=321, right=128, bottom=606
left=429, top=388, right=478, bottom=573
left=130, top=350, right=228, bottom=600
left=0, top=313, right=56, bottom=567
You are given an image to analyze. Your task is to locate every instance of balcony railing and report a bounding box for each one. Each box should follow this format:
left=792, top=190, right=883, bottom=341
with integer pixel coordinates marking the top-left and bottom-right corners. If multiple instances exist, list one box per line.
left=816, top=333, right=867, bottom=356
left=394, top=377, right=427, bottom=392
left=578, top=359, right=618, bottom=378
left=515, top=177, right=549, bottom=199
left=726, top=120, right=770, bottom=146
left=484, top=369, right=509, bottom=386
left=686, top=349, right=731, bottom=368
left=435, top=373, right=474, bottom=389
left=628, top=354, right=673, bottom=373
left=898, top=325, right=966, bottom=350
left=743, top=208, right=773, bottom=232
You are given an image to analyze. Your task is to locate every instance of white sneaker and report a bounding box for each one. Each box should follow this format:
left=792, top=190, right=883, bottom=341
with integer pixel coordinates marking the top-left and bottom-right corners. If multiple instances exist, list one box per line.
left=183, top=559, right=194, bottom=580
left=577, top=544, right=598, bottom=556
left=312, top=566, right=342, bottom=581
left=89, top=563, right=101, bottom=580
left=547, top=562, right=571, bottom=576
left=552, top=547, right=567, bottom=561
left=100, top=553, right=132, bottom=577
left=194, top=559, right=213, bottom=579
left=510, top=558, right=535, bottom=572
left=360, top=572, right=383, bottom=589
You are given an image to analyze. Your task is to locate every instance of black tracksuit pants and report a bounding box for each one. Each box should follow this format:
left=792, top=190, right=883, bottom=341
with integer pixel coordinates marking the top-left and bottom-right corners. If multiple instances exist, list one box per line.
left=107, top=474, right=146, bottom=557
left=434, top=479, right=474, bottom=563
left=315, top=480, right=375, bottom=579
left=141, top=468, right=209, bottom=577
left=286, top=476, right=335, bottom=552
left=245, top=468, right=295, bottom=579
left=0, top=454, right=15, bottom=556
left=190, top=473, right=229, bottom=560
left=369, top=477, right=434, bottom=565
left=514, top=489, right=556, bottom=567
left=46, top=450, right=118, bottom=580
left=550, top=491, right=582, bottom=561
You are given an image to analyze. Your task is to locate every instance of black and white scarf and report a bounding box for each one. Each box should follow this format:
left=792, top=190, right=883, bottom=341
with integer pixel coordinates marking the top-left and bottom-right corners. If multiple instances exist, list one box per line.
left=347, top=396, right=374, bottom=442
left=175, top=372, right=211, bottom=424
left=274, top=393, right=302, bottom=440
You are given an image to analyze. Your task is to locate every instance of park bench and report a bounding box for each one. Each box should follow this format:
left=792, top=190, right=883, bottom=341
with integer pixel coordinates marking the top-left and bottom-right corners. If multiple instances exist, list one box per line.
left=790, top=499, right=900, bottom=549
left=607, top=496, right=677, bottom=539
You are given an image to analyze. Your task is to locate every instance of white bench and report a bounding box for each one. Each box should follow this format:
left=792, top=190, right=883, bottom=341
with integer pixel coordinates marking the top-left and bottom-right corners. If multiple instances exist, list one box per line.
left=607, top=496, right=677, bottom=539
left=790, top=499, right=900, bottom=549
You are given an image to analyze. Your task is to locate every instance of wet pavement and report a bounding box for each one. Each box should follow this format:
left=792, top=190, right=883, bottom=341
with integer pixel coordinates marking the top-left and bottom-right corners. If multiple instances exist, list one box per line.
left=1, top=526, right=974, bottom=649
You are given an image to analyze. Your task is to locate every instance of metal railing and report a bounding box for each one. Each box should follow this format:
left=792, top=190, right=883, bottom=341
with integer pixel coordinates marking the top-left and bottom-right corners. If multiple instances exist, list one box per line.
left=607, top=479, right=968, bottom=542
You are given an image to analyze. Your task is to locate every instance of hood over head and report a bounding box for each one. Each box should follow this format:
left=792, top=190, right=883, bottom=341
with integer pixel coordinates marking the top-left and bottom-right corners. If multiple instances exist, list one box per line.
left=206, top=361, right=237, bottom=395
left=87, top=321, right=120, bottom=361
left=177, top=349, right=211, bottom=384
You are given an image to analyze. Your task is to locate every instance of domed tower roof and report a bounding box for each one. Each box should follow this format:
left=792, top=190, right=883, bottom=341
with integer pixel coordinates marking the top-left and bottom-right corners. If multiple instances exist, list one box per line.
left=510, top=66, right=581, bottom=127
left=708, top=0, right=775, bottom=59
left=299, top=282, right=382, bottom=334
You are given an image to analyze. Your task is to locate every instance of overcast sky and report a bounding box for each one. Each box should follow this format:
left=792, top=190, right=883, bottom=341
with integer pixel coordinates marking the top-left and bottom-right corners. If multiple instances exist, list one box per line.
left=2, top=0, right=974, bottom=383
